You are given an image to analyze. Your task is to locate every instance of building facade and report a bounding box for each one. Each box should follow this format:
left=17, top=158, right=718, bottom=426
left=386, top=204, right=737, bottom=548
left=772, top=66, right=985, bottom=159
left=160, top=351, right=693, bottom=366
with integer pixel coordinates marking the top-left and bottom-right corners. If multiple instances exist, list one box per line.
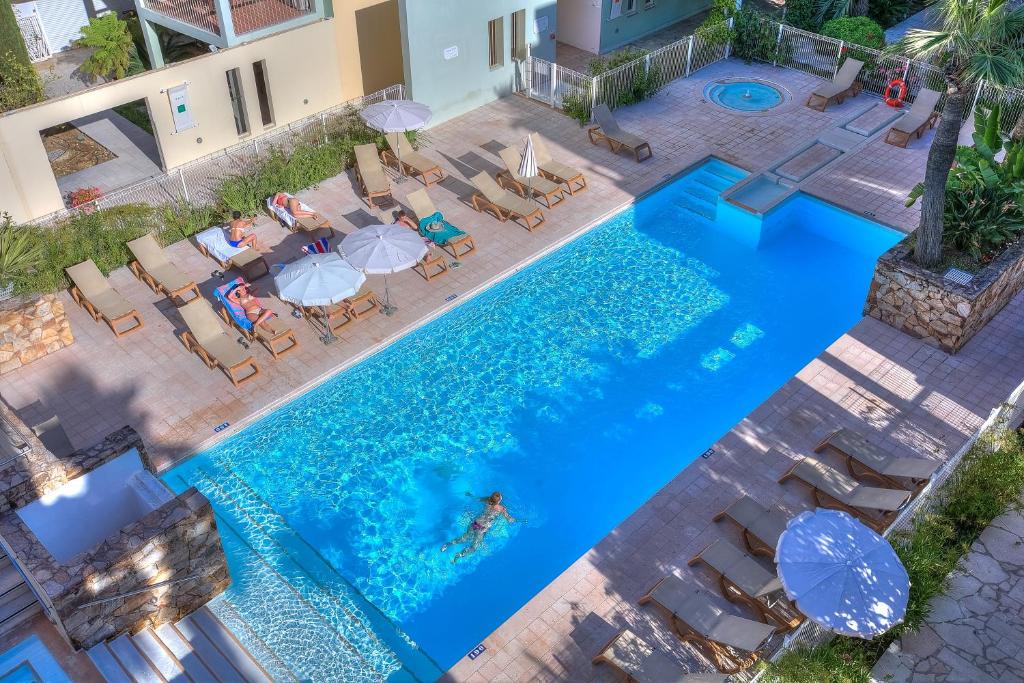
left=398, top=0, right=557, bottom=125
left=558, top=0, right=710, bottom=56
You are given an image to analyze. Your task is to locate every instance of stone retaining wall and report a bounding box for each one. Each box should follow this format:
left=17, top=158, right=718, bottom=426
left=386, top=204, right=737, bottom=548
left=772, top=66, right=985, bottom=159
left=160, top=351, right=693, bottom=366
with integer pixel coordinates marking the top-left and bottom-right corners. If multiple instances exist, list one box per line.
left=0, top=295, right=73, bottom=375
left=864, top=239, right=1024, bottom=353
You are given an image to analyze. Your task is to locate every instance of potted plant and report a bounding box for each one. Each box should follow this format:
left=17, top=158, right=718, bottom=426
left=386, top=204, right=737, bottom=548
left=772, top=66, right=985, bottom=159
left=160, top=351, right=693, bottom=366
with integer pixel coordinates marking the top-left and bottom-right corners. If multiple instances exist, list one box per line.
left=0, top=214, right=44, bottom=300
left=68, top=187, right=103, bottom=211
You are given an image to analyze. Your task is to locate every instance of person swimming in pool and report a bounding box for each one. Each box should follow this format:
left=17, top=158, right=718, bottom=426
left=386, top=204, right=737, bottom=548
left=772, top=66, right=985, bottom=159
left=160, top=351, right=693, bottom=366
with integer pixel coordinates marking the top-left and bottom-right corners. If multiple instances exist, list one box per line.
left=441, top=492, right=515, bottom=562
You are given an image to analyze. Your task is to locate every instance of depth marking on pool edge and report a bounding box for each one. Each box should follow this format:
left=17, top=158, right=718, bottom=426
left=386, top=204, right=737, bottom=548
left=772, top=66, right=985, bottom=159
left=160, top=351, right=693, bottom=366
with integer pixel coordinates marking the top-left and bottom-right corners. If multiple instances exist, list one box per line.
left=701, top=447, right=715, bottom=459
left=467, top=644, right=486, bottom=660
left=445, top=293, right=459, bottom=302
left=213, top=422, right=230, bottom=433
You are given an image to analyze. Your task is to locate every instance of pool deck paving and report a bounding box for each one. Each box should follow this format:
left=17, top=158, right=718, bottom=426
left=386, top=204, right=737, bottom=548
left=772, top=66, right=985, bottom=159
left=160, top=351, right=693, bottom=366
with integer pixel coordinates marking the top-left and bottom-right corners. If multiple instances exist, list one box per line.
left=0, top=59, right=987, bottom=680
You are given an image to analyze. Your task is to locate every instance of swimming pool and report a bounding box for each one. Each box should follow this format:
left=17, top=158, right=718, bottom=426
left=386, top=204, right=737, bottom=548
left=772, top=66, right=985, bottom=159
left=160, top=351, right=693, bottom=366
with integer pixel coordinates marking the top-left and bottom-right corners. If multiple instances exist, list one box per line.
left=164, top=158, right=901, bottom=681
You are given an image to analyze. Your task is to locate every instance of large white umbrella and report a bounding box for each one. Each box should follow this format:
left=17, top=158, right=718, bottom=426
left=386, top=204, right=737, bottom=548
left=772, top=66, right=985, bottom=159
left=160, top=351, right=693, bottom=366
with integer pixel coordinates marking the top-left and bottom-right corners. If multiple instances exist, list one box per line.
left=776, top=509, right=909, bottom=639
left=340, top=225, right=427, bottom=315
left=360, top=100, right=432, bottom=179
left=274, top=252, right=366, bottom=343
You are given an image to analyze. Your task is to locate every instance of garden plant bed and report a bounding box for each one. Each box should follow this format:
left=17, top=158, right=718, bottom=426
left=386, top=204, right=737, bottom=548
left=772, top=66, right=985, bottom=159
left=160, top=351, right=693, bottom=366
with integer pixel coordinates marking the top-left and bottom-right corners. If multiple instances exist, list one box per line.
left=41, top=123, right=117, bottom=177
left=864, top=237, right=1024, bottom=353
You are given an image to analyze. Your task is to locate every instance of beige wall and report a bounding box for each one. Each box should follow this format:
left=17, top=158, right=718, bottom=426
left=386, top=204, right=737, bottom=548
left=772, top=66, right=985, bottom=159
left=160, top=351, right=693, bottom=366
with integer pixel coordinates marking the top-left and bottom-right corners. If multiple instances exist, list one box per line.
left=0, top=20, right=343, bottom=223
left=333, top=0, right=404, bottom=101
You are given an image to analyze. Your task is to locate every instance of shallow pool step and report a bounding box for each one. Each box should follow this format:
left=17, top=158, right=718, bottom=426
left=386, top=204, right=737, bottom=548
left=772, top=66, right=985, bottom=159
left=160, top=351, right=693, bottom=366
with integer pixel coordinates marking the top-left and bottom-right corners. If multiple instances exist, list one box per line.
left=87, top=607, right=272, bottom=683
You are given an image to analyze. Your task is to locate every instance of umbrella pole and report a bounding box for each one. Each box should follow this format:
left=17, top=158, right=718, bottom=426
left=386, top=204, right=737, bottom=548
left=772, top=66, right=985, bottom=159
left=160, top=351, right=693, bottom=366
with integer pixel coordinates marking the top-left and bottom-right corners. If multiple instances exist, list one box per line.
left=397, top=132, right=405, bottom=181
left=381, top=273, right=397, bottom=316
left=321, top=304, right=337, bottom=345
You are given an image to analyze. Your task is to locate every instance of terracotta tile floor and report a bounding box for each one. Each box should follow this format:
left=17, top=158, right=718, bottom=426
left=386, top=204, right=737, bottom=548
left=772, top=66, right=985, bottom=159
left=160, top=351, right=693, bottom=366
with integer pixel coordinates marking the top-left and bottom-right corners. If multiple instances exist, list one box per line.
left=1, top=60, right=993, bottom=681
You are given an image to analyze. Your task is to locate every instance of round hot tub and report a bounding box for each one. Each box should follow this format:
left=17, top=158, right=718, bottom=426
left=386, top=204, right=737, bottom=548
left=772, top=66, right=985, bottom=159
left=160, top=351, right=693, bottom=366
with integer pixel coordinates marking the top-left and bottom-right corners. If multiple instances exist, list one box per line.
left=704, top=79, right=786, bottom=112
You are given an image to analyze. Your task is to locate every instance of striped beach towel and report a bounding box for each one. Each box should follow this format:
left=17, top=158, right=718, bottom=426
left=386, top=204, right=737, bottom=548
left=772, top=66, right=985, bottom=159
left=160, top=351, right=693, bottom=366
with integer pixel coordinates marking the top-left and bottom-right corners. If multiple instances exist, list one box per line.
left=302, top=237, right=331, bottom=255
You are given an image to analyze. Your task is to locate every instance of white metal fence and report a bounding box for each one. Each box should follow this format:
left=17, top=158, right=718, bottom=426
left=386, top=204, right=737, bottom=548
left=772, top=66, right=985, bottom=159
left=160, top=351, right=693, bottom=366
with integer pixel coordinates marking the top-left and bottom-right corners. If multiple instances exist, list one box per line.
left=16, top=14, right=51, bottom=62
left=32, top=83, right=404, bottom=227
left=523, top=18, right=1024, bottom=137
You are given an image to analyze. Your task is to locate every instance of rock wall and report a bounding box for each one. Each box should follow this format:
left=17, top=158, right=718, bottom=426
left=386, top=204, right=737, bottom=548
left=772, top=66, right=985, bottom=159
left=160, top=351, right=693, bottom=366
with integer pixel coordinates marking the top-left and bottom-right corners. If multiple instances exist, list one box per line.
left=0, top=295, right=74, bottom=375
left=864, top=239, right=1024, bottom=353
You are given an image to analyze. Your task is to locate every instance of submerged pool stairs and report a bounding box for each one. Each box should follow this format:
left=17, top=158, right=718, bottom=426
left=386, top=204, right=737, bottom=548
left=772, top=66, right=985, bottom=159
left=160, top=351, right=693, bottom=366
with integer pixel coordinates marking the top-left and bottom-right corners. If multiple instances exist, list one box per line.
left=672, top=160, right=748, bottom=224
left=0, top=551, right=41, bottom=639
left=87, top=606, right=273, bottom=683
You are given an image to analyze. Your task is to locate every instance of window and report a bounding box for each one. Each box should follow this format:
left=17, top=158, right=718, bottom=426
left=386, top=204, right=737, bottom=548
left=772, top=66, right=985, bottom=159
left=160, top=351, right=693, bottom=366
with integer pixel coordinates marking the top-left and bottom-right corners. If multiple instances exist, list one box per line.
left=624, top=0, right=637, bottom=12
left=511, top=9, right=526, bottom=61
left=225, top=68, right=249, bottom=136
left=252, top=60, right=274, bottom=127
left=487, top=16, right=504, bottom=70
left=643, top=0, right=655, bottom=7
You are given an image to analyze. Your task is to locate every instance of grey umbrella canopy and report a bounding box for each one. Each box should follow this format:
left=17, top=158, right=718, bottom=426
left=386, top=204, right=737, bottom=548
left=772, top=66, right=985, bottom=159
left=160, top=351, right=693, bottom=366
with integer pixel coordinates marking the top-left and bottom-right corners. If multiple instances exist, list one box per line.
left=360, top=100, right=432, bottom=179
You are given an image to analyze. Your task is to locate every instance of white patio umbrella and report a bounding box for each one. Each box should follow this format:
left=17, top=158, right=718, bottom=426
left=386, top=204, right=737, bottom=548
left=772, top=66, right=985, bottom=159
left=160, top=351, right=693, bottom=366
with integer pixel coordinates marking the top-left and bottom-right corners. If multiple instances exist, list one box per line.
left=273, top=252, right=366, bottom=343
left=518, top=135, right=539, bottom=202
left=776, top=509, right=909, bottom=639
left=360, top=100, right=433, bottom=179
left=340, top=224, right=427, bottom=316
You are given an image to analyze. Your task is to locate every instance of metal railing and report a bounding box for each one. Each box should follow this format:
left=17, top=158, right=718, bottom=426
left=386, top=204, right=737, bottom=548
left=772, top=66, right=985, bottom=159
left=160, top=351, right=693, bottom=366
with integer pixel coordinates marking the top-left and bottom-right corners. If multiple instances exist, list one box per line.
left=142, top=0, right=315, bottom=37
left=31, top=83, right=404, bottom=226
left=75, top=573, right=203, bottom=611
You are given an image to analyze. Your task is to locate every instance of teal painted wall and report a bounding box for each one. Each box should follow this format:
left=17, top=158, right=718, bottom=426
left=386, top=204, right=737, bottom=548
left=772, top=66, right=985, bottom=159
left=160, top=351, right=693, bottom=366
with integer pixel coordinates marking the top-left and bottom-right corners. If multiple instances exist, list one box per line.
left=598, top=0, right=709, bottom=53
left=399, top=0, right=557, bottom=126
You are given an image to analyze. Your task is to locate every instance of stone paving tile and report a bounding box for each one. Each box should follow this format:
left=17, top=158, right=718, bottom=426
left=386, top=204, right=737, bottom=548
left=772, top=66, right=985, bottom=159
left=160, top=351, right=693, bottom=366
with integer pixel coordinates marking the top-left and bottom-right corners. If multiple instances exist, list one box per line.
left=0, top=60, right=970, bottom=680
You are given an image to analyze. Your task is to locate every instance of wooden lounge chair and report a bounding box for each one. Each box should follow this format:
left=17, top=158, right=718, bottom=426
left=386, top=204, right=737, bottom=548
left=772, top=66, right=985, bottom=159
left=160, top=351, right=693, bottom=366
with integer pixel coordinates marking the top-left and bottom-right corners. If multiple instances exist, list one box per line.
left=266, top=193, right=335, bottom=237
left=588, top=104, right=654, bottom=162
left=127, top=233, right=201, bottom=306
left=689, top=539, right=803, bottom=632
left=213, top=278, right=298, bottom=360
left=806, top=58, right=864, bottom=111
left=885, top=88, right=941, bottom=148
left=298, top=291, right=380, bottom=337
left=354, top=143, right=393, bottom=208
left=66, top=260, right=145, bottom=338
left=778, top=455, right=911, bottom=532
left=469, top=172, right=545, bottom=231
left=178, top=299, right=260, bottom=387
left=712, top=496, right=789, bottom=559
left=496, top=147, right=567, bottom=208
left=815, top=427, right=939, bottom=494
left=407, top=189, right=476, bottom=259
left=195, top=227, right=269, bottom=281
left=593, top=628, right=728, bottom=683
left=639, top=578, right=776, bottom=674
left=381, top=133, right=444, bottom=187
left=529, top=133, right=588, bottom=195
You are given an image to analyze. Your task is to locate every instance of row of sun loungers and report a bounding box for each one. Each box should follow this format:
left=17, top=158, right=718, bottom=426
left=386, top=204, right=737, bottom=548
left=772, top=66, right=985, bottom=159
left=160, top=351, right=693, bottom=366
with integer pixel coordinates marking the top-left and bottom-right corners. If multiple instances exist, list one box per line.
left=593, top=427, right=941, bottom=680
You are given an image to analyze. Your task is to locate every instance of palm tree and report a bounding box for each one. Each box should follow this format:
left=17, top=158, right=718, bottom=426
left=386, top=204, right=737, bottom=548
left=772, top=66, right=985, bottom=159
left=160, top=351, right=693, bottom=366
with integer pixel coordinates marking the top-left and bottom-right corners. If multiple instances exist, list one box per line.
left=895, top=0, right=1024, bottom=266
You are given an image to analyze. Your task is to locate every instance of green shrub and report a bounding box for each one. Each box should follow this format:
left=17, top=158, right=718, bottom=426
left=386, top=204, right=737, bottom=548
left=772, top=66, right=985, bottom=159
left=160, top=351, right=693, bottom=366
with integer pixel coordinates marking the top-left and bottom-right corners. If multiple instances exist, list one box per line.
left=561, top=88, right=593, bottom=126
left=732, top=9, right=786, bottom=63
left=821, top=16, right=886, bottom=48
left=761, top=638, right=874, bottom=683
left=113, top=101, right=153, bottom=134
left=868, top=0, right=913, bottom=28
left=588, top=46, right=649, bottom=76
left=0, top=50, right=44, bottom=113
left=784, top=0, right=823, bottom=31
left=0, top=1, right=32, bottom=68
left=77, top=14, right=135, bottom=81
left=158, top=200, right=218, bottom=243
left=0, top=214, right=45, bottom=285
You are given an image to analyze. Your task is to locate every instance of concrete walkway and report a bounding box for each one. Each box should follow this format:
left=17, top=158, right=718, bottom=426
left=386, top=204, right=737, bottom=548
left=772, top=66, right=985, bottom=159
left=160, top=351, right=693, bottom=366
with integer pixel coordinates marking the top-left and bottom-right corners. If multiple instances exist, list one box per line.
left=55, top=110, right=163, bottom=199
left=871, top=495, right=1024, bottom=682
left=884, top=6, right=938, bottom=44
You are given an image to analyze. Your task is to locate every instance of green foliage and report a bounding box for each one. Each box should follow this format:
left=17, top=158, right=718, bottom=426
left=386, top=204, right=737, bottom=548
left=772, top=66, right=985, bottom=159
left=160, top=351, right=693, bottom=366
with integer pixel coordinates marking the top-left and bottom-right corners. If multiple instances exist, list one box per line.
left=0, top=50, right=45, bottom=113
left=698, top=0, right=738, bottom=46
left=785, top=0, right=824, bottom=31
left=761, top=638, right=874, bottom=683
left=0, top=1, right=32, bottom=67
left=561, top=88, right=593, bottom=126
left=587, top=46, right=649, bottom=75
left=113, top=101, right=153, bottom=135
left=867, top=0, right=915, bottom=29
left=763, top=423, right=1024, bottom=683
left=0, top=214, right=45, bottom=284
left=733, top=9, right=787, bottom=63
left=821, top=16, right=886, bottom=48
left=77, top=14, right=134, bottom=81
left=126, top=17, right=204, bottom=70
left=157, top=200, right=217, bottom=243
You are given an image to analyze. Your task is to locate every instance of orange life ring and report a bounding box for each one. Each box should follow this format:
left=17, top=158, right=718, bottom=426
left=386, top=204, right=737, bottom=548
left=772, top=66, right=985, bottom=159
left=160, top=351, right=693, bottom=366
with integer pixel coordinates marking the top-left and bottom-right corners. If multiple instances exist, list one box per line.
left=885, top=79, right=908, bottom=107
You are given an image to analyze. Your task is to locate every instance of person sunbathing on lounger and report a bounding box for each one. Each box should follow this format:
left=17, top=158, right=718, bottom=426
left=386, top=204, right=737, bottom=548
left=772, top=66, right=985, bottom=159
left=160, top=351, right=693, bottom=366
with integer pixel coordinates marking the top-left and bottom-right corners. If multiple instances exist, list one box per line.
left=441, top=492, right=515, bottom=562
left=394, top=209, right=418, bottom=231
left=273, top=192, right=318, bottom=219
left=228, top=211, right=261, bottom=250
left=227, top=282, right=274, bottom=326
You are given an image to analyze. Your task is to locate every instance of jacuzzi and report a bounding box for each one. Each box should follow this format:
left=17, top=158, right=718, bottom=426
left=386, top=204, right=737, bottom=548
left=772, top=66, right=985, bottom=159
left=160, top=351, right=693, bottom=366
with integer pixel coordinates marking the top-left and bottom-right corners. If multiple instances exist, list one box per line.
left=16, top=450, right=173, bottom=564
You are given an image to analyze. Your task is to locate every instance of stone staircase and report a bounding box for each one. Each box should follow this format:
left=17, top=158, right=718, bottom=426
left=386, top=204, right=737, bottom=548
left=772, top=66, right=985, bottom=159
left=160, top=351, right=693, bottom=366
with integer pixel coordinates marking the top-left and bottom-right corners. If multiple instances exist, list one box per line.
left=0, top=551, right=42, bottom=638
left=88, top=607, right=274, bottom=683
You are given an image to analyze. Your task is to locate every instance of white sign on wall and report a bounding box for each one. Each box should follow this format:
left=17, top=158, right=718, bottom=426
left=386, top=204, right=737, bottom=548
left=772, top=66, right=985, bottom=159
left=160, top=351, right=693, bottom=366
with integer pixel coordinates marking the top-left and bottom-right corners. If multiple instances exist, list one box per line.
left=443, top=45, right=459, bottom=60
left=166, top=83, right=195, bottom=134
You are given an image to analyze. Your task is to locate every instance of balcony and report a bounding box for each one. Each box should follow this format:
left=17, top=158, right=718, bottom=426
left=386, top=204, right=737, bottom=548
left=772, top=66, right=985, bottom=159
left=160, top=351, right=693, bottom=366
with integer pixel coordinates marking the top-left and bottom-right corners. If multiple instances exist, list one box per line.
left=139, top=0, right=318, bottom=44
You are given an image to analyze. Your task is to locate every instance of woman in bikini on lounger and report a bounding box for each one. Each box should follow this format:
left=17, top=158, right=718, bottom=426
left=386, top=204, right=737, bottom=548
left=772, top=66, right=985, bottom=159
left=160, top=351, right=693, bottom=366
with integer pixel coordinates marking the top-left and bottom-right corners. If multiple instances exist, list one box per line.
left=228, top=212, right=261, bottom=250
left=227, top=282, right=274, bottom=326
left=273, top=192, right=318, bottom=219
left=441, top=492, right=515, bottom=562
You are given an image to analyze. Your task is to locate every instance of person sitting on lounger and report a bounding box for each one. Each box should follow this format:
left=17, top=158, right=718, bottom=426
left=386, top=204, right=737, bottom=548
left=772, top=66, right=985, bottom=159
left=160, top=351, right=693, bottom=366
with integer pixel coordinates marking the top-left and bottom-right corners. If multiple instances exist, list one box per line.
left=273, top=192, right=318, bottom=220
left=394, top=209, right=419, bottom=231
left=227, top=282, right=274, bottom=326
left=228, top=211, right=261, bottom=250
left=441, top=491, right=515, bottom=562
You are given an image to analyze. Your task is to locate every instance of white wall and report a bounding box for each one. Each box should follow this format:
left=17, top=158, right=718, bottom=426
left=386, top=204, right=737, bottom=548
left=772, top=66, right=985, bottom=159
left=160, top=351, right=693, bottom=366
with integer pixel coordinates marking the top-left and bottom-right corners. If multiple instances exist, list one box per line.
left=556, top=0, right=601, bottom=55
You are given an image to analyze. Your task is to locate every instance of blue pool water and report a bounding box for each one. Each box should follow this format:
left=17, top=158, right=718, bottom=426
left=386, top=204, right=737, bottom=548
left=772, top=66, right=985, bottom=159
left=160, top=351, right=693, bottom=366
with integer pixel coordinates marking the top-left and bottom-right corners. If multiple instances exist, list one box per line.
left=705, top=80, right=784, bottom=111
left=164, top=159, right=901, bottom=681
